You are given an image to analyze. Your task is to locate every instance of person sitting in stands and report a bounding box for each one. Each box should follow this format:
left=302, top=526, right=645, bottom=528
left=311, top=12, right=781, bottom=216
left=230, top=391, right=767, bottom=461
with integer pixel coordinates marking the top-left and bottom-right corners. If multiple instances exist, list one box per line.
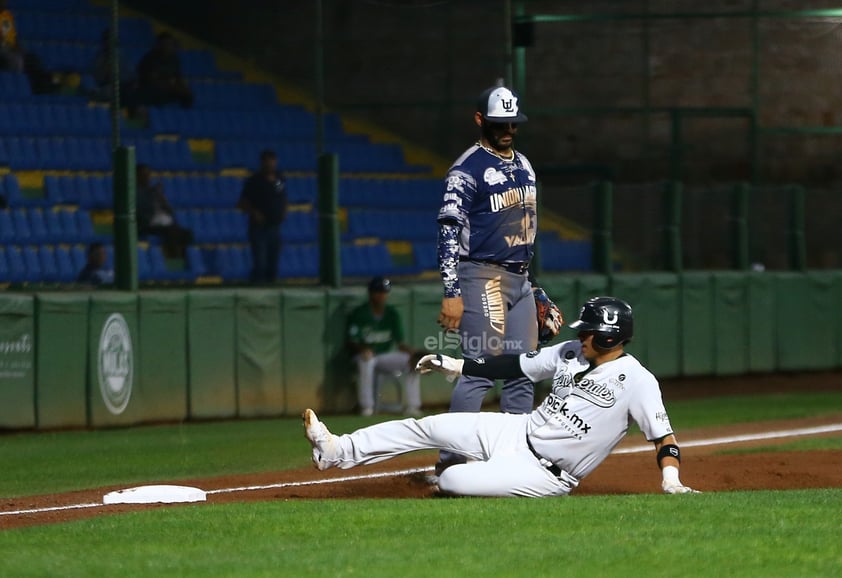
left=136, top=32, right=193, bottom=108
left=92, top=29, right=141, bottom=116
left=135, top=164, right=193, bottom=258
left=0, top=0, right=58, bottom=93
left=77, top=243, right=114, bottom=286
left=0, top=0, right=23, bottom=72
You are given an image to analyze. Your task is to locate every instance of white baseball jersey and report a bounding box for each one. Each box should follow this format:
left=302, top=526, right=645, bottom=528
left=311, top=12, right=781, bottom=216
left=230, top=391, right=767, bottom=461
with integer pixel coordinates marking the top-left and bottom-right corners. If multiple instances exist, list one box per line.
left=522, top=340, right=674, bottom=480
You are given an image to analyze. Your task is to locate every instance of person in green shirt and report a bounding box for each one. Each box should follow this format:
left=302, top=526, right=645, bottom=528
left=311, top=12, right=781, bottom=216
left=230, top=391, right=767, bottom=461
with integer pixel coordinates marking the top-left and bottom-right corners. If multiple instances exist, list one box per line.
left=348, top=277, right=425, bottom=417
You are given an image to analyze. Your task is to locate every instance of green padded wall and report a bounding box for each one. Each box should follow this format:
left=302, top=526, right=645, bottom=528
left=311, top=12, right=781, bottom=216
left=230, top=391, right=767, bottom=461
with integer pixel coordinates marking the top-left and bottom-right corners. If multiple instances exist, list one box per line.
left=324, top=287, right=367, bottom=412
left=646, top=274, right=682, bottom=378
left=713, top=272, right=750, bottom=375
left=408, top=283, right=454, bottom=406
left=236, top=290, right=283, bottom=417
left=282, top=289, right=326, bottom=414
left=87, top=293, right=140, bottom=427
left=187, top=291, right=237, bottom=419
left=0, top=294, right=35, bottom=429
left=138, top=292, right=188, bottom=422
left=537, top=275, right=577, bottom=345
left=609, top=274, right=650, bottom=366
left=748, top=273, right=776, bottom=373
left=575, top=274, right=611, bottom=310
left=680, top=272, right=715, bottom=376
left=776, top=272, right=837, bottom=371
left=35, top=293, right=89, bottom=428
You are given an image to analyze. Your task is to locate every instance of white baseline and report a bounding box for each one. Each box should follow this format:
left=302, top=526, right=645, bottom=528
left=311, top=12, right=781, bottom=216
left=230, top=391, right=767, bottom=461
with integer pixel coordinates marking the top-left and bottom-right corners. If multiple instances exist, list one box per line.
left=1, top=423, right=840, bottom=518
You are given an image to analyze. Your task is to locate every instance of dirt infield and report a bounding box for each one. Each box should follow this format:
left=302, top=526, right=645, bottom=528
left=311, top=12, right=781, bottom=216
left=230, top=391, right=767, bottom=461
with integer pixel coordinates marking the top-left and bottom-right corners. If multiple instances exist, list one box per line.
left=2, top=414, right=841, bottom=531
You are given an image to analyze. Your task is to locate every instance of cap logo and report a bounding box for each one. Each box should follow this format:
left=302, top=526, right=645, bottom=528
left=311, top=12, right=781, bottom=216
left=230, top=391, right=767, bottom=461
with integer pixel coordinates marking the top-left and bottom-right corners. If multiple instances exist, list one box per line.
left=487, top=88, right=519, bottom=118
left=602, top=310, right=618, bottom=325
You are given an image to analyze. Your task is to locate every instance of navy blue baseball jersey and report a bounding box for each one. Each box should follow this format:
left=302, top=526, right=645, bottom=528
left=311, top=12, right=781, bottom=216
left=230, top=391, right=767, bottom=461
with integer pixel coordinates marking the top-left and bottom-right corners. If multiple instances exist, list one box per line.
left=437, top=144, right=538, bottom=264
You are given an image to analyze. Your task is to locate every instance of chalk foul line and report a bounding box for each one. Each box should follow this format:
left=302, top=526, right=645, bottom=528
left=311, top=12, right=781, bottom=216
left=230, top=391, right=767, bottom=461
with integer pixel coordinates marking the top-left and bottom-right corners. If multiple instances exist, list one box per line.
left=1, top=423, right=840, bottom=519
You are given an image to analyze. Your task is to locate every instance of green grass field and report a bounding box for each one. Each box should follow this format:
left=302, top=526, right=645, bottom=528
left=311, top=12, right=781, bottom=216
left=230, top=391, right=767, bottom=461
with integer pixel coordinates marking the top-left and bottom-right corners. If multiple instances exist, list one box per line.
left=1, top=391, right=841, bottom=577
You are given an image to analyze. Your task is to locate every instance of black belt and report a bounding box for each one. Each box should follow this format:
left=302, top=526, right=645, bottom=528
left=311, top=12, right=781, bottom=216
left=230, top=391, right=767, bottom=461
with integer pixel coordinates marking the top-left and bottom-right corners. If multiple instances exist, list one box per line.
left=526, top=436, right=562, bottom=477
left=460, top=258, right=528, bottom=275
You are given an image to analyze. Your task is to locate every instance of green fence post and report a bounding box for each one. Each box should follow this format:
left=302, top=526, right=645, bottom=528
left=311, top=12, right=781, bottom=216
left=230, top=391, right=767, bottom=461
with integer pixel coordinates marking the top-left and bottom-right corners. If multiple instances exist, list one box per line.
left=669, top=109, right=683, bottom=182
left=318, top=152, right=341, bottom=287
left=113, top=146, right=137, bottom=290
left=788, top=185, right=806, bottom=271
left=663, top=181, right=682, bottom=272
left=593, top=181, right=613, bottom=274
left=731, top=182, right=750, bottom=270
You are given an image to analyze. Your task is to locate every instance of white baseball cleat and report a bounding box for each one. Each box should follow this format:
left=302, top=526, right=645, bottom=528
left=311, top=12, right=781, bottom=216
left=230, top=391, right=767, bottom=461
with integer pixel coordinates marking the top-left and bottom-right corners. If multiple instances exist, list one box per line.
left=302, top=409, right=339, bottom=471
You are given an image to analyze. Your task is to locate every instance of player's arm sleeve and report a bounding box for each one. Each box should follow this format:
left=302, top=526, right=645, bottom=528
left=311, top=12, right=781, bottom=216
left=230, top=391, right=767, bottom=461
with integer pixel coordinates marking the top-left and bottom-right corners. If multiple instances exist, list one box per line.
left=461, top=344, right=561, bottom=381
left=629, top=376, right=675, bottom=441
left=437, top=169, right=475, bottom=299
left=438, top=222, right=462, bottom=298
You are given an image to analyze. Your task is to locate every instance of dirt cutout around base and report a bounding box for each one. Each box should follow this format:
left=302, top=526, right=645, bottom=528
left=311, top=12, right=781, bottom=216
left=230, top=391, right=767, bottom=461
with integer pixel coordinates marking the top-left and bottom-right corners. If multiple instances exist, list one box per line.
left=2, top=414, right=841, bottom=531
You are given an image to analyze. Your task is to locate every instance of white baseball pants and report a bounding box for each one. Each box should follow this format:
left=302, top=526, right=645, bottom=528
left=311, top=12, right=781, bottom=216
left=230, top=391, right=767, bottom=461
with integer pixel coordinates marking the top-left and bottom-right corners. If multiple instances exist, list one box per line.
left=331, top=412, right=576, bottom=497
left=356, top=351, right=421, bottom=413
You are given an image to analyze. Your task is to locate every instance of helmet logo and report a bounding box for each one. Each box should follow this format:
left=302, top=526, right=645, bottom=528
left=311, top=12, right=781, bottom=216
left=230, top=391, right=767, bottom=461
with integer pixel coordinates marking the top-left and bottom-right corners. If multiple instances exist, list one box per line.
left=602, top=310, right=618, bottom=325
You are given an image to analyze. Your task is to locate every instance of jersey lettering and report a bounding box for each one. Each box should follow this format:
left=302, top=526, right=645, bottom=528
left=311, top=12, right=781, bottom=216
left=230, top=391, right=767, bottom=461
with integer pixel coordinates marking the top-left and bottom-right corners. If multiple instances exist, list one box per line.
left=539, top=393, right=592, bottom=435
left=572, top=378, right=616, bottom=408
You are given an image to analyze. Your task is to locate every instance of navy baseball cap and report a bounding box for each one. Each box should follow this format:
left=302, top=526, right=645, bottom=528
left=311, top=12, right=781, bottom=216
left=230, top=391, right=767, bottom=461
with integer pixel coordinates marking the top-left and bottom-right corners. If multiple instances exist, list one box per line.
left=477, top=86, right=528, bottom=123
left=368, top=276, right=392, bottom=293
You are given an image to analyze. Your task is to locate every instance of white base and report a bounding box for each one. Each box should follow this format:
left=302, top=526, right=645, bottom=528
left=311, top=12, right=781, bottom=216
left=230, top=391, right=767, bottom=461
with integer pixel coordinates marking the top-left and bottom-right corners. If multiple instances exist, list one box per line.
left=103, top=484, right=207, bottom=505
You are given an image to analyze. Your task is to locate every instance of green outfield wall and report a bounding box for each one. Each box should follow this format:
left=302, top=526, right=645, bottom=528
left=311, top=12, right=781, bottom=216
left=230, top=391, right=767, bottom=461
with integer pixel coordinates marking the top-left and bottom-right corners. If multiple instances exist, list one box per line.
left=1, top=271, right=841, bottom=430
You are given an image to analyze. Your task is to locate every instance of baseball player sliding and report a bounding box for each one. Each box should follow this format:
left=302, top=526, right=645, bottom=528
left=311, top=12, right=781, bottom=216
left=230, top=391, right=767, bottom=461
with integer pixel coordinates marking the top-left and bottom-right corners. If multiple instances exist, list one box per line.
left=304, top=297, right=698, bottom=497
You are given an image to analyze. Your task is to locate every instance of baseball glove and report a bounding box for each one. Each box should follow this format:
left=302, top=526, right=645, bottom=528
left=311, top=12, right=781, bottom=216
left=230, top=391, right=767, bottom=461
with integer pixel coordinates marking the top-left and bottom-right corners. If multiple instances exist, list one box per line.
left=534, top=287, right=563, bottom=344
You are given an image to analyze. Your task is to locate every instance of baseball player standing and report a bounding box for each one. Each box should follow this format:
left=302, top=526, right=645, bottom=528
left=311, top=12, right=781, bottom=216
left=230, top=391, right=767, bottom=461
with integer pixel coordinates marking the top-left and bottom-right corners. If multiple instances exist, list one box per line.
left=436, top=84, right=540, bottom=471
left=303, top=297, right=698, bottom=497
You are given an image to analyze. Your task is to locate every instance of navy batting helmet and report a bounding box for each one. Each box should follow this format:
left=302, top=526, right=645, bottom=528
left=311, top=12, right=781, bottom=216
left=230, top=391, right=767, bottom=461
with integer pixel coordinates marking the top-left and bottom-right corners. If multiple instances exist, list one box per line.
left=568, top=296, right=633, bottom=349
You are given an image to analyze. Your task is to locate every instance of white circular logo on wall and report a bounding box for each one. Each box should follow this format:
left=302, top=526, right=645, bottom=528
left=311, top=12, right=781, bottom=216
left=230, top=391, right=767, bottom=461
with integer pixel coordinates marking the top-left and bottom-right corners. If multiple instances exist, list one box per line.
left=98, top=313, right=133, bottom=415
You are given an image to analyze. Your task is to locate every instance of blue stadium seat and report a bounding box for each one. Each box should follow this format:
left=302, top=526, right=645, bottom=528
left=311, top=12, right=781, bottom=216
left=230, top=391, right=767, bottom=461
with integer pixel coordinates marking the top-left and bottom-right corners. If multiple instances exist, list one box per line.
left=76, top=211, right=98, bottom=244
left=28, top=209, right=50, bottom=243
left=70, top=245, right=87, bottom=273
left=185, top=246, right=207, bottom=278
left=22, top=246, right=42, bottom=283
left=11, top=209, right=32, bottom=243
left=540, top=240, right=593, bottom=272
left=137, top=245, right=156, bottom=281
left=44, top=210, right=63, bottom=242
left=59, top=210, right=80, bottom=243
left=0, top=246, right=9, bottom=282
left=54, top=246, right=77, bottom=283
left=3, top=174, right=23, bottom=206
left=38, top=246, right=60, bottom=283
left=412, top=241, right=437, bottom=271
left=4, top=246, right=26, bottom=283
left=0, top=72, right=31, bottom=100
left=0, top=211, right=14, bottom=243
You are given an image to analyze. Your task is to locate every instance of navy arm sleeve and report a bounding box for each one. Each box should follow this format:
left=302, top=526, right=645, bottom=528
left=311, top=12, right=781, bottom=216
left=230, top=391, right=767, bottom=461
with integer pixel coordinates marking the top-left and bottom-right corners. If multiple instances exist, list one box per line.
left=462, top=355, right=525, bottom=380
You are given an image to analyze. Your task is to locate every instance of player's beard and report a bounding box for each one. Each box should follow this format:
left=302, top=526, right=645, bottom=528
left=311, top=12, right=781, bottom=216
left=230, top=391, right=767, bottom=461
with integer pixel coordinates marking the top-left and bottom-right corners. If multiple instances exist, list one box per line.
left=481, top=122, right=515, bottom=154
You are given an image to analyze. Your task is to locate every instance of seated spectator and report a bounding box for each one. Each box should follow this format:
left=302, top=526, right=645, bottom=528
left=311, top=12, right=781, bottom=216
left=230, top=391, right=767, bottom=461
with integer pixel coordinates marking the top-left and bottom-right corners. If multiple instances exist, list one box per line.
left=347, top=276, right=427, bottom=417
left=77, top=243, right=114, bottom=286
left=92, top=29, right=142, bottom=116
left=135, top=164, right=193, bottom=258
left=136, top=32, right=193, bottom=108
left=0, top=0, right=24, bottom=72
left=0, top=0, right=59, bottom=93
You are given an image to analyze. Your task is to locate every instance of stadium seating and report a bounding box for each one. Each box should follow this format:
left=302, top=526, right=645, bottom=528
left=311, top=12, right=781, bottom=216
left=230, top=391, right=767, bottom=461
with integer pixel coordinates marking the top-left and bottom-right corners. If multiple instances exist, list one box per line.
left=2, top=0, right=572, bottom=285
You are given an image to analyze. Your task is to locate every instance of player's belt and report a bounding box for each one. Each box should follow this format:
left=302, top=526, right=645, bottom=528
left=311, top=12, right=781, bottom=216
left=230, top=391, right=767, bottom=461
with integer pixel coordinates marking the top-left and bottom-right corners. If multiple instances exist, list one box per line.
left=460, top=258, right=528, bottom=275
left=526, top=435, right=562, bottom=477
